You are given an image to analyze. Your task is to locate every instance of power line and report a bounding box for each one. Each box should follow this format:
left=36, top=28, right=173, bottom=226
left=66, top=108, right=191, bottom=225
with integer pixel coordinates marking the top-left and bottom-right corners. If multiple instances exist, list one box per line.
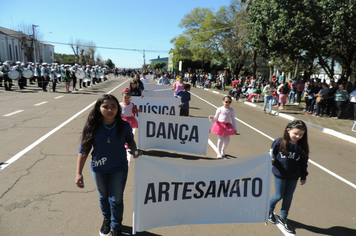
left=44, top=40, right=169, bottom=53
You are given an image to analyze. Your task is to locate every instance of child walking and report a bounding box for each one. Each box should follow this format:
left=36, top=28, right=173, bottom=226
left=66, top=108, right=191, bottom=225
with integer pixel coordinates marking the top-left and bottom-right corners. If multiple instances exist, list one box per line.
left=268, top=119, right=309, bottom=234
left=208, top=96, right=237, bottom=159
left=63, top=65, right=72, bottom=93
left=120, top=91, right=141, bottom=129
left=173, top=74, right=185, bottom=97
left=49, top=69, right=57, bottom=92
left=176, top=84, right=191, bottom=116
left=75, top=94, right=141, bottom=236
left=129, top=79, right=142, bottom=97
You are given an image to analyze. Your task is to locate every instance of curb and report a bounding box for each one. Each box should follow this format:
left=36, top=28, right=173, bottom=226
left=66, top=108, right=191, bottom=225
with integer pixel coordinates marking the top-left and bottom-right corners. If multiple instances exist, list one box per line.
left=202, top=88, right=356, bottom=145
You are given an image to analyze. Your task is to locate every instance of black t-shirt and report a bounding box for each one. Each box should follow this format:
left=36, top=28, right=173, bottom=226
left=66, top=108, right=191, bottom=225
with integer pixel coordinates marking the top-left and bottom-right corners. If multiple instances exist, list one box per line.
left=271, top=138, right=309, bottom=180
left=130, top=87, right=141, bottom=96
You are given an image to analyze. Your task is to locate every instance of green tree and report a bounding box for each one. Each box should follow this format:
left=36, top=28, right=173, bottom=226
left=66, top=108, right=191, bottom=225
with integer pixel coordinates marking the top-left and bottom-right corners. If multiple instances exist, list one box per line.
left=54, top=53, right=75, bottom=65
left=170, top=35, right=194, bottom=71
left=239, top=0, right=255, bottom=11
left=215, top=2, right=252, bottom=76
left=249, top=0, right=356, bottom=80
left=177, top=8, right=218, bottom=69
left=105, top=58, right=115, bottom=69
left=173, top=3, right=252, bottom=75
left=151, top=62, right=167, bottom=72
left=249, top=0, right=327, bottom=79
left=321, top=0, right=356, bottom=81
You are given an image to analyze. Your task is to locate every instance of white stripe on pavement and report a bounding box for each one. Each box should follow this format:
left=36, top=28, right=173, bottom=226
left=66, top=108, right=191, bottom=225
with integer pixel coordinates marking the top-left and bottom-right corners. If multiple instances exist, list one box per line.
left=276, top=222, right=295, bottom=236
left=3, top=110, right=24, bottom=117
left=191, top=92, right=356, bottom=191
left=34, top=101, right=48, bottom=106
left=54, top=96, right=64, bottom=99
left=0, top=80, right=129, bottom=171
left=208, top=139, right=219, bottom=155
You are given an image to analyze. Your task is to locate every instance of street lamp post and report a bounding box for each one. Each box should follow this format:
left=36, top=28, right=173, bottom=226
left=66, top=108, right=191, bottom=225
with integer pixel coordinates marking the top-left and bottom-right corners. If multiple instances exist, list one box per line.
left=143, top=49, right=146, bottom=71
left=32, top=24, right=39, bottom=63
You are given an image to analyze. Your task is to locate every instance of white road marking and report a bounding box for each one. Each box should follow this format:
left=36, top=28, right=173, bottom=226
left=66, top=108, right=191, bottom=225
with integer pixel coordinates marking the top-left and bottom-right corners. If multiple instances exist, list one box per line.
left=54, top=96, right=64, bottom=99
left=0, top=80, right=129, bottom=171
left=34, top=101, right=48, bottom=106
left=3, top=110, right=24, bottom=117
left=208, top=139, right=219, bottom=156
left=192, top=92, right=356, bottom=191
left=276, top=222, right=295, bottom=236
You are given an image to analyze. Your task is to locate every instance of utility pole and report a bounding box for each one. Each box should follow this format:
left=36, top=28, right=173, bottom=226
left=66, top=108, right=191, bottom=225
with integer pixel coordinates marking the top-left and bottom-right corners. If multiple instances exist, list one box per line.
left=76, top=45, right=79, bottom=63
left=32, top=24, right=39, bottom=63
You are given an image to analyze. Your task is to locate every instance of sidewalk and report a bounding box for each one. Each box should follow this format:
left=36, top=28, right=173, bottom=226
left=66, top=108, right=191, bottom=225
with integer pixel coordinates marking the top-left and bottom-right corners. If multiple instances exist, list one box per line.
left=201, top=87, right=356, bottom=144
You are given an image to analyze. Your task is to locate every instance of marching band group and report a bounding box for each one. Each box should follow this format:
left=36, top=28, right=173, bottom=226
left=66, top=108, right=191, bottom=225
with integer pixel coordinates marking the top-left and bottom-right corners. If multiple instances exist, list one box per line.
left=0, top=61, right=110, bottom=93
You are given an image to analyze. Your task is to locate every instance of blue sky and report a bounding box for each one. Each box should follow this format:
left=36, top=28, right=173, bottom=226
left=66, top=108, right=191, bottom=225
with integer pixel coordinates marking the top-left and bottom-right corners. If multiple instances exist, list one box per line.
left=1, top=0, right=232, bottom=68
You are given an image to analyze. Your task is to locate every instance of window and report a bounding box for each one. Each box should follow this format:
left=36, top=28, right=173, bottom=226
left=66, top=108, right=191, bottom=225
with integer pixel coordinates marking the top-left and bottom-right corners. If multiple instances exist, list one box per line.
left=9, top=44, right=12, bottom=60
left=15, top=45, right=19, bottom=61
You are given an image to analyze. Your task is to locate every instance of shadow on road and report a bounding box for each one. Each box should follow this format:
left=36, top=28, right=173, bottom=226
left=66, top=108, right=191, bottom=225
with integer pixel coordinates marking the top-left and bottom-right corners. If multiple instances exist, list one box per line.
left=289, top=219, right=356, bottom=236
left=122, top=225, right=161, bottom=236
left=0, top=162, right=6, bottom=170
left=142, top=150, right=211, bottom=160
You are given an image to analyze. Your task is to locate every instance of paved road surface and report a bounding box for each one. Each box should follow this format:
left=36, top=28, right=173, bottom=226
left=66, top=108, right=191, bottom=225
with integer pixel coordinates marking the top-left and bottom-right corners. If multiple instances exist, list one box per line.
left=0, top=75, right=355, bottom=235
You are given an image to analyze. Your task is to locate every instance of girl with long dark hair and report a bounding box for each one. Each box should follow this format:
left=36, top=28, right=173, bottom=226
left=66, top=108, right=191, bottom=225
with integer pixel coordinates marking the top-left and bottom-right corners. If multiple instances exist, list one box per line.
left=75, top=94, right=141, bottom=236
left=268, top=120, right=309, bottom=234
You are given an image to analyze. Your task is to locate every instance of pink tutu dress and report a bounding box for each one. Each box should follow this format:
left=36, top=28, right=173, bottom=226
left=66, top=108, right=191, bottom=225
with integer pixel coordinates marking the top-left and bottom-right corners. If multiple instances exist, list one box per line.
left=210, top=107, right=237, bottom=136
left=211, top=121, right=235, bottom=136
left=120, top=102, right=139, bottom=128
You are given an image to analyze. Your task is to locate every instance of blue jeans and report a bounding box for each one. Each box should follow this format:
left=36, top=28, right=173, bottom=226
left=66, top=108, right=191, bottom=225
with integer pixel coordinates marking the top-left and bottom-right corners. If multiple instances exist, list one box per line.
left=92, top=170, right=128, bottom=231
left=222, top=82, right=225, bottom=91
left=288, top=90, right=295, bottom=103
left=263, top=96, right=273, bottom=112
left=309, top=98, right=316, bottom=113
left=269, top=176, right=298, bottom=219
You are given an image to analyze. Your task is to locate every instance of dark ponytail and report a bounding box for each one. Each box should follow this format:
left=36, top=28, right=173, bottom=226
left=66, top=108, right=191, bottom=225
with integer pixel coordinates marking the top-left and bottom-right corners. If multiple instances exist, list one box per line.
left=280, top=120, right=309, bottom=157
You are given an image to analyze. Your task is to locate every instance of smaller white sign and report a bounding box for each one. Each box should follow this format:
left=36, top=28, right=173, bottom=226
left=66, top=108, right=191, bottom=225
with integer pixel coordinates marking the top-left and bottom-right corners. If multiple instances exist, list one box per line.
left=138, top=113, right=210, bottom=155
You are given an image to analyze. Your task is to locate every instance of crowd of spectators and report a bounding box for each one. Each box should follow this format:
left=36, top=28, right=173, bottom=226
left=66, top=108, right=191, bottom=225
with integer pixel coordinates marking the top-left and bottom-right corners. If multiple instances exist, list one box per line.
left=141, top=70, right=356, bottom=121
left=225, top=74, right=355, bottom=121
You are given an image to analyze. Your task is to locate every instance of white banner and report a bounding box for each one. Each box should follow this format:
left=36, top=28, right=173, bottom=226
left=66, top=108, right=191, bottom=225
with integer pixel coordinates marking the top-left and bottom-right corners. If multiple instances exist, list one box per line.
left=143, top=83, right=170, bottom=92
left=143, top=89, right=174, bottom=98
left=145, top=75, right=153, bottom=80
left=133, top=154, right=272, bottom=234
left=131, top=97, right=180, bottom=118
left=137, top=113, right=210, bottom=155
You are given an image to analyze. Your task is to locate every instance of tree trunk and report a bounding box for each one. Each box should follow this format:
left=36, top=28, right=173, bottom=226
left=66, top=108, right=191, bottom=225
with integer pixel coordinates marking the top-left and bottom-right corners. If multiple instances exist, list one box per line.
left=318, top=55, right=335, bottom=79
left=269, top=65, right=274, bottom=81
left=253, top=50, right=257, bottom=79
left=294, top=58, right=299, bottom=78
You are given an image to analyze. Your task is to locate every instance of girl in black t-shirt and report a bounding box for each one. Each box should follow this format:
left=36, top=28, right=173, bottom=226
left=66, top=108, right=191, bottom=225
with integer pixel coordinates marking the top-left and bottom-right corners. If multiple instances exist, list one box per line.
left=129, top=79, right=142, bottom=97
left=268, top=120, right=309, bottom=234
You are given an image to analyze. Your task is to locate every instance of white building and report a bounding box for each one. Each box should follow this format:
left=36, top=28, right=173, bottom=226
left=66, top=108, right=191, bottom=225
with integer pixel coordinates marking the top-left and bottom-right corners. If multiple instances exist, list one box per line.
left=0, top=26, right=54, bottom=64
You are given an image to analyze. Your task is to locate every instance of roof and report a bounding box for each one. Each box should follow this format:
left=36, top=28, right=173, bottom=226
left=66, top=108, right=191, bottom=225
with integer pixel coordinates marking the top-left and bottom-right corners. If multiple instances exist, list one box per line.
left=0, top=26, right=27, bottom=38
left=0, top=25, right=53, bottom=47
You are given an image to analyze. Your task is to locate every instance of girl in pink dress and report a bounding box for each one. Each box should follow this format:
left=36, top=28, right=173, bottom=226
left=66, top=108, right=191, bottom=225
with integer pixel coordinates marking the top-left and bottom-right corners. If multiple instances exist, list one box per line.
left=209, top=96, right=237, bottom=159
left=120, top=91, right=141, bottom=128
left=173, top=74, right=185, bottom=97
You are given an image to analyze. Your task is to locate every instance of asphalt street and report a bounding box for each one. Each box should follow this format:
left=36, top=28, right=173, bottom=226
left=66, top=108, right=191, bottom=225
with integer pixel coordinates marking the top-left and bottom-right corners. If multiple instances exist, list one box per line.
left=0, top=75, right=355, bottom=236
